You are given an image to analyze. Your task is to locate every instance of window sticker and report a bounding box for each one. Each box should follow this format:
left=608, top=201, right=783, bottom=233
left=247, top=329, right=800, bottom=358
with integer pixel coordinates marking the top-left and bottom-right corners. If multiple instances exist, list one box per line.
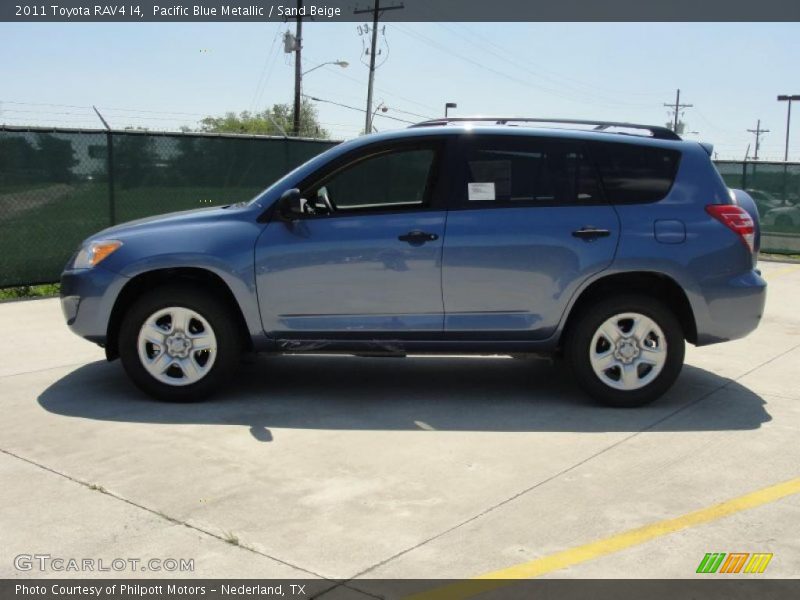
left=468, top=182, right=496, bottom=201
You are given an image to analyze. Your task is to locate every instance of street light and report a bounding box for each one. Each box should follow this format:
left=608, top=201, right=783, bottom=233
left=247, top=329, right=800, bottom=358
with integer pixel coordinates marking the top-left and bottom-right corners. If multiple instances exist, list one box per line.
left=302, top=60, right=349, bottom=77
left=371, top=101, right=388, bottom=132
left=295, top=60, right=348, bottom=136
left=777, top=94, right=800, bottom=162
left=445, top=102, right=457, bottom=118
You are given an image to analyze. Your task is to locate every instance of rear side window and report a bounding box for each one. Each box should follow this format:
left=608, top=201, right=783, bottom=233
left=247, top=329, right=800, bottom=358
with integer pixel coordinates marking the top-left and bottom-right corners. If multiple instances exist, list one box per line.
left=462, top=139, right=602, bottom=205
left=592, top=142, right=680, bottom=204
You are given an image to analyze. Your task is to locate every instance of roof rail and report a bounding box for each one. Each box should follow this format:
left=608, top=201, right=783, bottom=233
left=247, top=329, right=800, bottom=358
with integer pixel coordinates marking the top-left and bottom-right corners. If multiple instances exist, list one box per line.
left=409, top=117, right=682, bottom=141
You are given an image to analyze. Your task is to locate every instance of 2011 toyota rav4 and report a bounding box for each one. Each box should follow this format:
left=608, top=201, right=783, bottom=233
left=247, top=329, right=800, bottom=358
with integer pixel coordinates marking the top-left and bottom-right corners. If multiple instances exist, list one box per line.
left=60, top=118, right=767, bottom=407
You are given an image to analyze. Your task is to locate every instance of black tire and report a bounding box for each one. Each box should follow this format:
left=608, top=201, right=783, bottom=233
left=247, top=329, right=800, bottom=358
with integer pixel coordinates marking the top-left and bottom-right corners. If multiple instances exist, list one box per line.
left=565, top=294, right=685, bottom=407
left=118, top=283, right=242, bottom=402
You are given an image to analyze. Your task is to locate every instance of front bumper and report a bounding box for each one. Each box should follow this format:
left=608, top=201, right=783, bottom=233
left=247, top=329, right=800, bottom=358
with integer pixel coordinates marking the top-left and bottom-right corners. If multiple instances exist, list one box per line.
left=60, top=265, right=128, bottom=346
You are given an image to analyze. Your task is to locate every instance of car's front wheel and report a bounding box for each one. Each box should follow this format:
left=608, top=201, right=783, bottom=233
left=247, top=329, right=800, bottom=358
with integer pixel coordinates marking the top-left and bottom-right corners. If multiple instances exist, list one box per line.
left=118, top=284, right=241, bottom=401
left=566, top=295, right=685, bottom=407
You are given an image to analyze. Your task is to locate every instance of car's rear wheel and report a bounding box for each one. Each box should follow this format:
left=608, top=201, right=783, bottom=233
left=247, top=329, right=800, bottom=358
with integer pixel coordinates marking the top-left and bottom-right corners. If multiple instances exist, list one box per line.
left=118, top=284, right=241, bottom=401
left=566, top=295, right=684, bottom=407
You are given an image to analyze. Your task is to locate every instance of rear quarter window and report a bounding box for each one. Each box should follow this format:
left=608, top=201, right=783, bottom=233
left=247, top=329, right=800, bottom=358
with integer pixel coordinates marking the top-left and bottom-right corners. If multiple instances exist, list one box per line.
left=591, top=142, right=681, bottom=204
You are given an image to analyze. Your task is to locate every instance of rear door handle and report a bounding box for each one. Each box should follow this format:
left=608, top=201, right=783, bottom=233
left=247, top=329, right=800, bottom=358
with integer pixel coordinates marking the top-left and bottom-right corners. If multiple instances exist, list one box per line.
left=398, top=230, right=439, bottom=245
left=572, top=227, right=611, bottom=240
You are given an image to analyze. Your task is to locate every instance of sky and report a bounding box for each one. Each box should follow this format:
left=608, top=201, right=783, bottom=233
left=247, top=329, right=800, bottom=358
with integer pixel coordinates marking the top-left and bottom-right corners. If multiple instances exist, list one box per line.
left=1, top=21, right=799, bottom=159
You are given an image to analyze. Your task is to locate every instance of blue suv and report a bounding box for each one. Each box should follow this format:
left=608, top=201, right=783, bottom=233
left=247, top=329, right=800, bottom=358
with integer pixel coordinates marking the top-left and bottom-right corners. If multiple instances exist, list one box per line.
left=60, top=118, right=767, bottom=407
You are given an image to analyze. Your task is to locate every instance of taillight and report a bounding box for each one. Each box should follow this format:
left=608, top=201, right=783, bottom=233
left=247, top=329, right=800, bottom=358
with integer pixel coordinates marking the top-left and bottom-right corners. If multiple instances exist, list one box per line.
left=705, top=204, right=755, bottom=253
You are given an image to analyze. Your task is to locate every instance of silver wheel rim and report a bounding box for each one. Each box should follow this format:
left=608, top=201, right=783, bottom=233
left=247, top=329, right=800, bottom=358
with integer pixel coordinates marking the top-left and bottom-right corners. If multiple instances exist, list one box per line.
left=137, top=306, right=217, bottom=387
left=589, top=312, right=667, bottom=391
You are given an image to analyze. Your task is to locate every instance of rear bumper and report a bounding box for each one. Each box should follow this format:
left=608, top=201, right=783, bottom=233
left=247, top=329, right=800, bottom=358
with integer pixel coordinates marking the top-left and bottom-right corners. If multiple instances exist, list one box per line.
left=694, top=269, right=767, bottom=346
left=60, top=266, right=128, bottom=346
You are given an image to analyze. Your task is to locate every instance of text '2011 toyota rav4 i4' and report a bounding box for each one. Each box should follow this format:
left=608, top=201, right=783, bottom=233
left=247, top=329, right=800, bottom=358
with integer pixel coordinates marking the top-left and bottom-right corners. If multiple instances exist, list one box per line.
left=61, top=118, right=767, bottom=407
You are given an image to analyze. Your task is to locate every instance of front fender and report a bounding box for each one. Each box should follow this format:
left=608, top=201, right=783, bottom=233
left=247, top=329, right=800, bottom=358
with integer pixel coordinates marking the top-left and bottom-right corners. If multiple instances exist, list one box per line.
left=114, top=252, right=263, bottom=340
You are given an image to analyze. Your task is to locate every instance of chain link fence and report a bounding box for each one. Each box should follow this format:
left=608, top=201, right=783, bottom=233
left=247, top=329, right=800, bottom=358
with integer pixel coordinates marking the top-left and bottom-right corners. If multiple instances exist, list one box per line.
left=0, top=127, right=338, bottom=287
left=715, top=160, right=800, bottom=253
left=1, top=127, right=799, bottom=288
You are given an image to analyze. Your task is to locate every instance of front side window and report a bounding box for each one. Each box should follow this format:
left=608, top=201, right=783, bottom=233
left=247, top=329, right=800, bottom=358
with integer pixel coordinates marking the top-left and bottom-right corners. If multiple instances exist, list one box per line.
left=311, top=148, right=436, bottom=212
left=462, top=139, right=601, bottom=205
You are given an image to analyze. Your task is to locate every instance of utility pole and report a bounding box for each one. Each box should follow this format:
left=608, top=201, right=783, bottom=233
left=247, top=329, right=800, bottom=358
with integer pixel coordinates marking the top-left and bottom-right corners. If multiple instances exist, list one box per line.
left=776, top=95, right=799, bottom=207
left=354, top=0, right=404, bottom=134
left=777, top=95, right=800, bottom=162
left=663, top=88, right=693, bottom=133
left=293, top=0, right=303, bottom=136
left=747, top=119, right=770, bottom=161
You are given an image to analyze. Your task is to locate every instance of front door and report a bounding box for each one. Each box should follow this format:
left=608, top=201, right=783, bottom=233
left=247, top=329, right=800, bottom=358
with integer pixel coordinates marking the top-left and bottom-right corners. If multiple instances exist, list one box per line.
left=255, top=142, right=447, bottom=336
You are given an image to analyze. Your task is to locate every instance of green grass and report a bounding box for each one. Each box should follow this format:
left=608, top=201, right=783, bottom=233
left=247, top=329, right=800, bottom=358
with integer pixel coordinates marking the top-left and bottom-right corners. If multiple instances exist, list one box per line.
left=0, top=182, right=55, bottom=194
left=0, top=283, right=60, bottom=300
left=761, top=252, right=800, bottom=261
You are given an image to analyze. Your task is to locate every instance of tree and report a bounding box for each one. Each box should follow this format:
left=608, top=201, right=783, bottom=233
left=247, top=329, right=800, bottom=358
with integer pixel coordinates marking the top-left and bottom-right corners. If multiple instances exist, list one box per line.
left=197, top=100, right=329, bottom=139
left=0, top=135, right=39, bottom=185
left=114, top=134, right=159, bottom=189
left=36, top=134, right=78, bottom=183
left=665, top=120, right=688, bottom=135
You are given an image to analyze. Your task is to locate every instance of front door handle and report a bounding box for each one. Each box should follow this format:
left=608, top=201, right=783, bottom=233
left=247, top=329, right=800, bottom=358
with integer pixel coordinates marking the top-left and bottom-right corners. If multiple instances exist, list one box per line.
left=398, top=230, right=439, bottom=245
left=572, top=226, right=611, bottom=241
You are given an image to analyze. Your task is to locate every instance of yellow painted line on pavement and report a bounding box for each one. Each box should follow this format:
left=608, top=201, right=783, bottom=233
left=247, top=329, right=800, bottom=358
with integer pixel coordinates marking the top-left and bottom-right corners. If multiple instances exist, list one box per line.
left=764, top=263, right=800, bottom=279
left=407, top=477, right=800, bottom=600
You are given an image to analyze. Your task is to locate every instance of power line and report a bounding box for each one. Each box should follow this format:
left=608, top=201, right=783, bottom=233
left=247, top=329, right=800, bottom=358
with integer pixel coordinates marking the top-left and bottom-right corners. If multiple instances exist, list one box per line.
left=302, top=93, right=415, bottom=125
left=301, top=50, right=438, bottom=114
left=383, top=106, right=433, bottom=120
left=390, top=24, right=657, bottom=111
left=0, top=100, right=92, bottom=109
left=249, top=22, right=284, bottom=113
left=0, top=100, right=211, bottom=117
left=435, top=22, right=663, bottom=107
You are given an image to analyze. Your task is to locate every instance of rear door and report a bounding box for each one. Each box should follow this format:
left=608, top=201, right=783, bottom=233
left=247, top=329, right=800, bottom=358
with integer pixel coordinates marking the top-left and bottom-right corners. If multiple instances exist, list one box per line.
left=442, top=135, right=620, bottom=339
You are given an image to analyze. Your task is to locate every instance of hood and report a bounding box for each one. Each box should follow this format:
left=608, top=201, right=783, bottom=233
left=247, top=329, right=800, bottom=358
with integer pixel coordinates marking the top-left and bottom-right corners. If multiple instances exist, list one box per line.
left=90, top=204, right=246, bottom=241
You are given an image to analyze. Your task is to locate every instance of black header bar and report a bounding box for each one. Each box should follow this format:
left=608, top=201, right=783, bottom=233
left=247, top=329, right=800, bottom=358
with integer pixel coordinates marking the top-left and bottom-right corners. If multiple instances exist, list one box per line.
left=3, top=0, right=800, bottom=22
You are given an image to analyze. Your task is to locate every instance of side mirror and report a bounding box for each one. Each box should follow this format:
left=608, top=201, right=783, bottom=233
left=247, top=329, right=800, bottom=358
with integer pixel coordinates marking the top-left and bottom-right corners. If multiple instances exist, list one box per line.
left=278, top=188, right=304, bottom=218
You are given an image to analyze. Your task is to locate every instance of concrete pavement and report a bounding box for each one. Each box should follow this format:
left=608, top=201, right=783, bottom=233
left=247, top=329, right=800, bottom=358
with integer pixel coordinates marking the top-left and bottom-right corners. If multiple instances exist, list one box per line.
left=1, top=260, right=799, bottom=589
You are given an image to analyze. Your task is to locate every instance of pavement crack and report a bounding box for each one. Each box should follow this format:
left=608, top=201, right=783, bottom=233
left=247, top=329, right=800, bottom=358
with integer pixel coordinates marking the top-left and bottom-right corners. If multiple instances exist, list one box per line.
left=0, top=360, right=98, bottom=380
left=0, top=446, right=332, bottom=582
left=336, top=341, right=800, bottom=583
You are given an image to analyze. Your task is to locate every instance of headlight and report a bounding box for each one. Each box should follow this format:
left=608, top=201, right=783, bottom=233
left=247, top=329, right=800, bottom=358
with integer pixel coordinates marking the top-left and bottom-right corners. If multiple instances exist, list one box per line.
left=72, top=240, right=123, bottom=269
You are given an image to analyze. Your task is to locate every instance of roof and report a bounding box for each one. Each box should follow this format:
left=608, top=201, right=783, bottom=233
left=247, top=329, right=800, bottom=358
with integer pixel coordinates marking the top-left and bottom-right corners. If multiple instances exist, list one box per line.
left=347, top=122, right=689, bottom=152
left=410, top=117, right=680, bottom=140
